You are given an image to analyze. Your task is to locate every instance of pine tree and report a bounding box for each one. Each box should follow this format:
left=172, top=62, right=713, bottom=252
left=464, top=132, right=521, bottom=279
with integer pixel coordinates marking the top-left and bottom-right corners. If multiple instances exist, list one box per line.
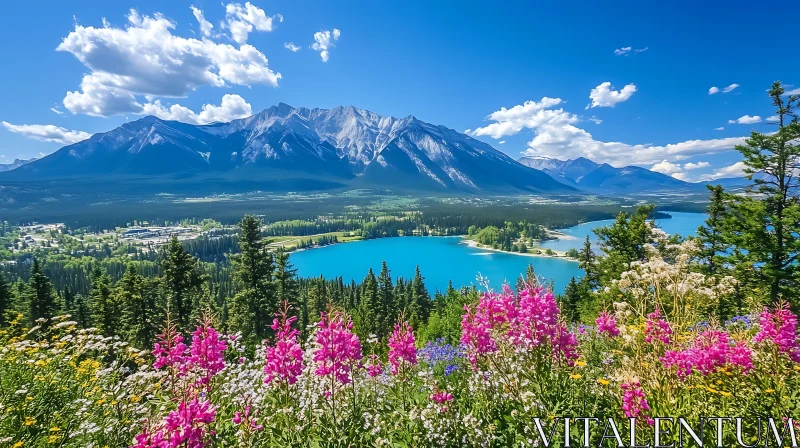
left=62, top=286, right=75, bottom=314
left=578, top=236, right=599, bottom=289
left=358, top=268, right=379, bottom=338
left=594, top=205, right=656, bottom=283
left=26, top=258, right=59, bottom=326
left=118, top=264, right=160, bottom=348
left=89, top=265, right=118, bottom=336
left=377, top=261, right=394, bottom=338
left=727, top=81, right=800, bottom=305
left=71, top=294, right=91, bottom=328
left=696, top=185, right=729, bottom=278
left=559, top=277, right=583, bottom=323
left=410, top=266, right=430, bottom=325
left=274, top=248, right=299, bottom=313
left=0, top=273, right=11, bottom=326
left=160, top=236, right=207, bottom=332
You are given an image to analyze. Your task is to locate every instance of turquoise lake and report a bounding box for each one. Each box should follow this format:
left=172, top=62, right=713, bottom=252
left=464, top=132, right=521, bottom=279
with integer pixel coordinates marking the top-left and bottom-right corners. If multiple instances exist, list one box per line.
left=290, top=212, right=707, bottom=294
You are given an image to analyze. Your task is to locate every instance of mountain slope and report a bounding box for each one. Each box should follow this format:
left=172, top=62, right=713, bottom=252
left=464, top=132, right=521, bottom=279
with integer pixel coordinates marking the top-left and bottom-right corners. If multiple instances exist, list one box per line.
left=0, top=158, right=36, bottom=172
left=518, top=156, right=700, bottom=193
left=6, top=105, right=575, bottom=194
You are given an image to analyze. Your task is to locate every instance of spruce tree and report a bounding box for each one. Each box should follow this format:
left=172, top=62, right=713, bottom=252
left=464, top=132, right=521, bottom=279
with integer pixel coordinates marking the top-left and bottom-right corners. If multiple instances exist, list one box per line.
left=89, top=265, right=118, bottom=336
left=727, top=81, right=800, bottom=305
left=26, top=258, right=59, bottom=326
left=228, top=216, right=276, bottom=343
left=377, top=261, right=394, bottom=337
left=559, top=277, right=583, bottom=323
left=696, top=185, right=729, bottom=279
left=0, top=273, right=11, bottom=326
left=358, top=268, right=379, bottom=338
left=274, top=248, right=299, bottom=313
left=161, top=236, right=207, bottom=332
left=118, top=264, right=160, bottom=348
left=71, top=294, right=91, bottom=328
left=577, top=236, right=599, bottom=289
left=411, top=266, right=430, bottom=322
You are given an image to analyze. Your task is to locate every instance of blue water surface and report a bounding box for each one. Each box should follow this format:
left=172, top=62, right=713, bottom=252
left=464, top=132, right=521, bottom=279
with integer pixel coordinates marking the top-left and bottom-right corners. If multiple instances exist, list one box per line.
left=290, top=212, right=707, bottom=294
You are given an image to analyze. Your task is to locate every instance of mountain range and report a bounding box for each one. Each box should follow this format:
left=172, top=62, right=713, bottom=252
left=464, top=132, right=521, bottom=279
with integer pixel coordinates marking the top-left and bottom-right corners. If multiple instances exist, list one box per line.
left=1, top=104, right=745, bottom=196
left=3, top=104, right=572, bottom=194
left=0, top=158, right=35, bottom=172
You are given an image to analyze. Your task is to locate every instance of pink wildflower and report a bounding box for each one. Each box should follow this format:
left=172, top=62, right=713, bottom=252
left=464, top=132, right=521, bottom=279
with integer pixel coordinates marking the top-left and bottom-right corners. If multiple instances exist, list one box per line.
left=596, top=311, right=620, bottom=337
left=388, top=321, right=417, bottom=374
left=430, top=389, right=454, bottom=413
left=365, top=354, right=383, bottom=377
left=264, top=312, right=304, bottom=385
left=131, top=427, right=166, bottom=448
left=460, top=290, right=515, bottom=364
left=662, top=330, right=753, bottom=377
left=153, top=325, right=188, bottom=373
left=621, top=382, right=654, bottom=425
left=644, top=309, right=672, bottom=344
left=160, top=398, right=217, bottom=448
left=754, top=303, right=800, bottom=362
left=729, top=341, right=754, bottom=372
left=189, top=322, right=227, bottom=379
left=313, top=311, right=363, bottom=384
left=232, top=405, right=263, bottom=432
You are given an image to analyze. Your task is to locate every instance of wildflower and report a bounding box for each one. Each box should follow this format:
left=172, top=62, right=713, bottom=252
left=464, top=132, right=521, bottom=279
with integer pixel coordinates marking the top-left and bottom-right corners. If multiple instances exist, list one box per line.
left=189, top=320, right=228, bottom=378
left=313, top=311, right=362, bottom=384
left=570, top=373, right=582, bottom=379
left=388, top=321, right=417, bottom=374
left=264, top=311, right=303, bottom=385
left=596, top=311, right=620, bottom=337
left=365, top=354, right=383, bottom=377
left=24, top=416, right=36, bottom=426
left=753, top=303, right=800, bottom=362
left=232, top=405, right=263, bottom=432
left=644, top=309, right=672, bottom=344
left=430, top=389, right=454, bottom=413
left=161, top=398, right=217, bottom=447
left=152, top=324, right=188, bottom=373
left=598, top=378, right=610, bottom=385
left=621, top=382, right=653, bottom=425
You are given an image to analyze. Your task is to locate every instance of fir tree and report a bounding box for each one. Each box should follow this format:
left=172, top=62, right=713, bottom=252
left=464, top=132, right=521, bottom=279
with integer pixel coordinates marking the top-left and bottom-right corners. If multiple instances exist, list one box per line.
left=160, top=236, right=207, bottom=332
left=118, top=264, right=160, bottom=348
left=577, top=236, right=599, bottom=289
left=26, top=258, right=59, bottom=326
left=228, top=216, right=276, bottom=343
left=89, top=265, right=118, bottom=336
left=559, top=277, right=583, bottom=323
left=727, top=81, right=800, bottom=305
left=696, top=185, right=729, bottom=278
left=358, top=268, right=379, bottom=338
left=0, top=273, right=11, bottom=326
left=274, top=248, right=299, bottom=313
left=71, top=294, right=91, bottom=328
left=377, top=261, right=394, bottom=338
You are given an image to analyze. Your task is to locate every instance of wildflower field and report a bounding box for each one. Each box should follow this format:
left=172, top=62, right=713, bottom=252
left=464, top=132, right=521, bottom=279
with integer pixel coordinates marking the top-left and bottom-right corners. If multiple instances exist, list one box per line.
left=2, top=239, right=799, bottom=448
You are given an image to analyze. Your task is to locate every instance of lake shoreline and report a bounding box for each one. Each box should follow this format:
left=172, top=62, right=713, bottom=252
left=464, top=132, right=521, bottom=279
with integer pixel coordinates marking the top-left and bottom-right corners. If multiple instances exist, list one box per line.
left=460, top=237, right=580, bottom=262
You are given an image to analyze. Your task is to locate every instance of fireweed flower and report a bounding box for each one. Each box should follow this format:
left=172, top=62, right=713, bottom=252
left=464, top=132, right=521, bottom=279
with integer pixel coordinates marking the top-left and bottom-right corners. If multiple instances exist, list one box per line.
left=460, top=289, right=515, bottom=364
left=621, top=382, right=653, bottom=425
left=662, top=330, right=753, bottom=377
left=365, top=354, right=383, bottom=377
left=152, top=325, right=188, bottom=373
left=313, top=311, right=363, bottom=384
left=161, top=398, right=217, bottom=447
left=189, top=321, right=227, bottom=380
left=644, top=308, right=672, bottom=344
left=264, top=313, right=304, bottom=385
left=753, top=303, right=800, bottom=362
left=232, top=405, right=263, bottom=432
left=388, top=321, right=417, bottom=374
left=596, top=311, right=620, bottom=337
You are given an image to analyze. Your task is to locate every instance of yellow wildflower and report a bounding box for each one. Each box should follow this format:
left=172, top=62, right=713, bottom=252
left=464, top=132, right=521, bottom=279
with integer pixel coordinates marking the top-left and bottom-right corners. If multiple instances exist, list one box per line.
left=24, top=416, right=36, bottom=426
left=575, top=360, right=587, bottom=367
left=570, top=373, right=582, bottom=380
left=765, top=389, right=775, bottom=394
left=597, top=378, right=610, bottom=385
left=13, top=442, right=23, bottom=448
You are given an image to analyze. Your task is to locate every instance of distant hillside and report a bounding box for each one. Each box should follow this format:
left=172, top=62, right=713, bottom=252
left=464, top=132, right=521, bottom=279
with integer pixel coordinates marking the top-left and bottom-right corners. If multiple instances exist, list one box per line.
left=0, top=158, right=36, bottom=172
left=4, top=105, right=575, bottom=195
left=518, top=156, right=706, bottom=194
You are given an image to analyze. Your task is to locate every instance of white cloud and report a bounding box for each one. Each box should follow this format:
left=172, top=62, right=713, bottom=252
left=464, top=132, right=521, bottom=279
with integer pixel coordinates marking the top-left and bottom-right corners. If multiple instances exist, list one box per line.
left=586, top=82, right=637, bottom=109
left=650, top=160, right=683, bottom=175
left=472, top=97, right=746, bottom=167
left=588, top=116, right=603, bottom=124
left=50, top=107, right=64, bottom=115
left=140, top=94, right=253, bottom=125
left=2, top=122, right=91, bottom=145
left=468, top=97, right=575, bottom=139
left=223, top=2, right=280, bottom=44
left=722, top=83, right=739, bottom=93
left=613, top=47, right=631, bottom=56
left=714, top=126, right=724, bottom=131
left=683, top=161, right=710, bottom=170
left=311, top=29, right=341, bottom=62
left=190, top=6, right=213, bottom=37
left=57, top=9, right=281, bottom=117
left=708, top=86, right=720, bottom=95
left=284, top=42, right=301, bottom=52
left=728, top=115, right=762, bottom=124
left=766, top=115, right=780, bottom=122
left=498, top=141, right=505, bottom=145
left=672, top=172, right=688, bottom=181
left=785, top=88, right=800, bottom=95
left=634, top=47, right=648, bottom=53
left=701, top=161, right=747, bottom=180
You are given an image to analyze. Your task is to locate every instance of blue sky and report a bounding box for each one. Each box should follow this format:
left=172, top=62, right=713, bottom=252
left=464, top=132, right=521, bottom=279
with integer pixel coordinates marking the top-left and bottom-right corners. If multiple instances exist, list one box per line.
left=1, top=0, right=797, bottom=181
